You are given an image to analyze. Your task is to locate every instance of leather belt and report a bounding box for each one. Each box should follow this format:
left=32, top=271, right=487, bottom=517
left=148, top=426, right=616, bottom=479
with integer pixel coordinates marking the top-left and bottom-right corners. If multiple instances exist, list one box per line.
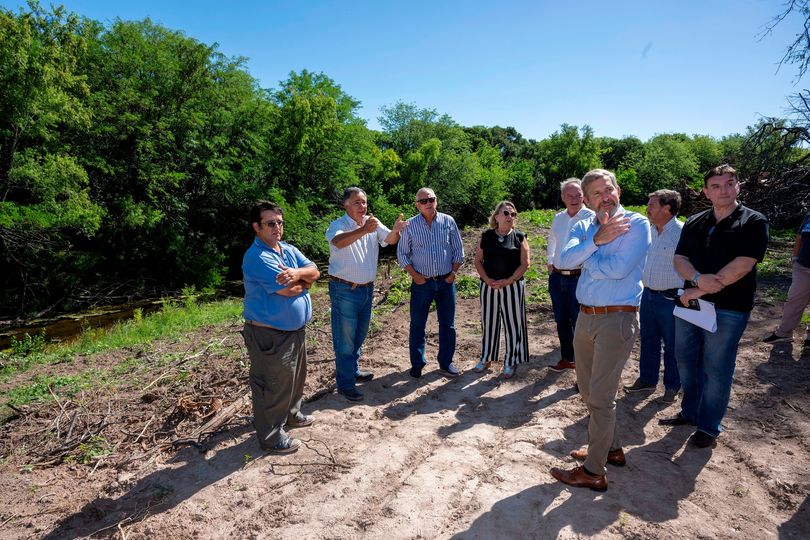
left=427, top=273, right=451, bottom=281
left=648, top=287, right=680, bottom=299
left=552, top=267, right=581, bottom=276
left=330, top=276, right=374, bottom=289
left=245, top=319, right=280, bottom=330
left=580, top=305, right=639, bottom=314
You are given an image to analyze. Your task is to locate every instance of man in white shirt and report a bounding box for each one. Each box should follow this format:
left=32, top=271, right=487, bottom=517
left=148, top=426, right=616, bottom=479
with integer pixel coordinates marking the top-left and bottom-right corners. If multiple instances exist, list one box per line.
left=624, top=190, right=683, bottom=402
left=546, top=178, right=594, bottom=372
left=326, top=188, right=406, bottom=402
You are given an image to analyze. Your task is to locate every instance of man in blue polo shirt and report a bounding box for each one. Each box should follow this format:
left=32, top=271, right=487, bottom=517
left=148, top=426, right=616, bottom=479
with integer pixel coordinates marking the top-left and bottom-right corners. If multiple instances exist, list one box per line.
left=242, top=200, right=320, bottom=454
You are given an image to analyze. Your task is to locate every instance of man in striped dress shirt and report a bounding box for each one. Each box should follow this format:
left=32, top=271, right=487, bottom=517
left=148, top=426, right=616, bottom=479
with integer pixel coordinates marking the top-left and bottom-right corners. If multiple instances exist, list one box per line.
left=397, top=187, right=465, bottom=378
left=326, top=187, right=406, bottom=402
left=624, top=189, right=683, bottom=402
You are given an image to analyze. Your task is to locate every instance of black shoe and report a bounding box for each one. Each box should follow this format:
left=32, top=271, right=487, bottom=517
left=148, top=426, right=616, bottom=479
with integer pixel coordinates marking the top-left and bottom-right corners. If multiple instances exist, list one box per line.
left=409, top=365, right=425, bottom=379
left=689, top=430, right=716, bottom=448
left=355, top=371, right=374, bottom=382
left=658, top=413, right=693, bottom=426
left=762, top=332, right=791, bottom=344
left=623, top=378, right=656, bottom=393
left=338, top=388, right=364, bottom=402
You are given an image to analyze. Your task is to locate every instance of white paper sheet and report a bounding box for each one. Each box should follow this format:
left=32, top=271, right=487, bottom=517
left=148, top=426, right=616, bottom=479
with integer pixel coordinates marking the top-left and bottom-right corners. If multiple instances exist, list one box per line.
left=672, top=289, right=717, bottom=333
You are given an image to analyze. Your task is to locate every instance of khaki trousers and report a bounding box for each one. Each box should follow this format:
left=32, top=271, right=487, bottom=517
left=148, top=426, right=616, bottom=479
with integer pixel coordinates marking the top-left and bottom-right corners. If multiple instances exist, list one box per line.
left=242, top=323, right=307, bottom=448
left=573, top=311, right=639, bottom=476
left=776, top=261, right=810, bottom=338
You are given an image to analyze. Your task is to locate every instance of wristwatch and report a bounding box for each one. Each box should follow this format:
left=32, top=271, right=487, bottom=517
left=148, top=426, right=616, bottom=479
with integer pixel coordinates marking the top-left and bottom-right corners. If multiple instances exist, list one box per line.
left=690, top=272, right=701, bottom=287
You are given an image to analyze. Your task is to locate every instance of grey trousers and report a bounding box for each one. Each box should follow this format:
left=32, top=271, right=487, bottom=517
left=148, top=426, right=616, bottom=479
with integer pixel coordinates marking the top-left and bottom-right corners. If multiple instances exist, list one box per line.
left=242, top=323, right=307, bottom=448
left=573, top=311, right=639, bottom=476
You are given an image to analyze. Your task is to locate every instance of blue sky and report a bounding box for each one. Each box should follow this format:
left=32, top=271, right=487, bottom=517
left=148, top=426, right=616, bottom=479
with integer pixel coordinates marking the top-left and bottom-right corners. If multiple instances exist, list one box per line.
left=3, top=0, right=805, bottom=140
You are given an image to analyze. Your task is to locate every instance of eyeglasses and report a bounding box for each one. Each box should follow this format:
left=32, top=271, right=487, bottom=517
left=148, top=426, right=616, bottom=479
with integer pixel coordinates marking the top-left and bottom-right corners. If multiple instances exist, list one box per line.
left=261, top=220, right=284, bottom=228
left=416, top=196, right=436, bottom=204
left=502, top=210, right=517, bottom=217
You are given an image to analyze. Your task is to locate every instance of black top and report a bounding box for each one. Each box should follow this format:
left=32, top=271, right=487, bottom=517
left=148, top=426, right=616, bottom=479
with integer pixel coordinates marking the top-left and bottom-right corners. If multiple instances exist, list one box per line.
left=675, top=204, right=769, bottom=312
left=797, top=212, right=810, bottom=268
left=480, top=229, right=525, bottom=280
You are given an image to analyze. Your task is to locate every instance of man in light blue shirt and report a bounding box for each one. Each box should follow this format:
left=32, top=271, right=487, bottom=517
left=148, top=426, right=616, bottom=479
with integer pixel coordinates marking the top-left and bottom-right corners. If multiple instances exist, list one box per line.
left=624, top=189, right=683, bottom=401
left=551, top=169, right=651, bottom=492
left=242, top=200, right=320, bottom=454
left=397, top=187, right=465, bottom=378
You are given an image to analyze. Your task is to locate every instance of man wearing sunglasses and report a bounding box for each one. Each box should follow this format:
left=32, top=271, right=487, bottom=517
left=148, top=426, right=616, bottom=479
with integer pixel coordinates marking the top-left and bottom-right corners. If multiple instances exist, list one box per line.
left=397, top=188, right=465, bottom=378
left=241, top=200, right=320, bottom=454
left=659, top=165, right=768, bottom=449
left=326, top=187, right=407, bottom=402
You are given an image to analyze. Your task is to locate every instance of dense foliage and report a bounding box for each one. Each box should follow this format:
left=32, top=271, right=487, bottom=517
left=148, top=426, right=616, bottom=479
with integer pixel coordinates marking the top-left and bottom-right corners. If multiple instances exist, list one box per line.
left=0, top=2, right=806, bottom=317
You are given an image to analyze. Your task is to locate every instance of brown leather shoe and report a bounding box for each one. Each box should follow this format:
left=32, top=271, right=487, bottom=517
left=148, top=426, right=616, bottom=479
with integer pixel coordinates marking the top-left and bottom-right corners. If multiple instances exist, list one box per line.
left=570, top=447, right=626, bottom=467
left=550, top=465, right=607, bottom=492
left=549, top=358, right=576, bottom=372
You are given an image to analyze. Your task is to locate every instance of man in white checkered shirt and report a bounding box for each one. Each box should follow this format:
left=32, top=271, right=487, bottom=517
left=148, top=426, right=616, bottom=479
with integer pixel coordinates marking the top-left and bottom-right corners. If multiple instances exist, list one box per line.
left=326, top=187, right=406, bottom=402
left=624, top=189, right=683, bottom=402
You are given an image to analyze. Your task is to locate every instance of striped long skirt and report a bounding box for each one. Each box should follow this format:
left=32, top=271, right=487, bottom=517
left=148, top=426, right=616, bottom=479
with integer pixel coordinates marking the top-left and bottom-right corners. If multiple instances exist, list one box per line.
left=479, top=279, right=529, bottom=367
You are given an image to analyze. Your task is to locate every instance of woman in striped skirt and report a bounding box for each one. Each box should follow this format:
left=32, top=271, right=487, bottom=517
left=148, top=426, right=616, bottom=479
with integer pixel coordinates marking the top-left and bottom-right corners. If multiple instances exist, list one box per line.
left=473, top=201, right=530, bottom=378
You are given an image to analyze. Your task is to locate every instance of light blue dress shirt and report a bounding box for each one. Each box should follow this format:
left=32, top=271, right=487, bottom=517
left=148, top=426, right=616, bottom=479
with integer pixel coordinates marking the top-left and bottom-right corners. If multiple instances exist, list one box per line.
left=558, top=206, right=651, bottom=307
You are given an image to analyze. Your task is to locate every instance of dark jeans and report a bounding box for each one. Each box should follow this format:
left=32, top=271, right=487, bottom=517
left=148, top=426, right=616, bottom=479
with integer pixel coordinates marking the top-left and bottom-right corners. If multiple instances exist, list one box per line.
left=329, top=280, right=374, bottom=392
left=675, top=309, right=749, bottom=437
left=409, top=279, right=456, bottom=369
left=639, top=288, right=680, bottom=390
left=549, top=271, right=580, bottom=361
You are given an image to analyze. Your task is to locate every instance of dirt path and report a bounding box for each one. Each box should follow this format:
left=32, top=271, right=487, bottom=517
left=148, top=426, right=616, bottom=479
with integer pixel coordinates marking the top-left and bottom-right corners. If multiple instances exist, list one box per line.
left=1, top=234, right=809, bottom=539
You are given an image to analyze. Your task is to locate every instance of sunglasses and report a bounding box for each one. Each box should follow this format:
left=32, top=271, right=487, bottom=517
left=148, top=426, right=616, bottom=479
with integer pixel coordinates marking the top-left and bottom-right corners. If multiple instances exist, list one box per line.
left=261, top=220, right=284, bottom=228
left=416, top=196, right=436, bottom=204
left=502, top=210, right=517, bottom=217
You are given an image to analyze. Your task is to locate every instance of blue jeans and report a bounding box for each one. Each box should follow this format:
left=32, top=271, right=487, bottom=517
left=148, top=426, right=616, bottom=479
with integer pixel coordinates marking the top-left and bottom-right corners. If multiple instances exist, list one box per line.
left=549, top=272, right=580, bottom=361
left=329, top=280, right=374, bottom=392
left=675, top=309, right=750, bottom=437
left=409, top=279, right=456, bottom=369
left=639, top=288, right=680, bottom=390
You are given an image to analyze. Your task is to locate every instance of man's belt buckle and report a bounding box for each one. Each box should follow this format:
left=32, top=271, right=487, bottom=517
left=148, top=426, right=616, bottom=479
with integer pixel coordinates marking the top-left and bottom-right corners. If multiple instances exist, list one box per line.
left=331, top=276, right=372, bottom=289
left=553, top=266, right=581, bottom=276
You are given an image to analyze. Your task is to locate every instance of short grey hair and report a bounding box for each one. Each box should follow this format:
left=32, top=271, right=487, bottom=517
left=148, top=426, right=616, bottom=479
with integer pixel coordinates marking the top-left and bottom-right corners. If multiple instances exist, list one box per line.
left=560, top=177, right=582, bottom=192
left=581, top=169, right=618, bottom=196
left=341, top=187, right=366, bottom=204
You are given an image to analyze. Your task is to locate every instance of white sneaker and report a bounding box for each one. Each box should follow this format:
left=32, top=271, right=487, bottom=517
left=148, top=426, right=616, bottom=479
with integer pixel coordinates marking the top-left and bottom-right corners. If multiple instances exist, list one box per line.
left=503, top=364, right=515, bottom=379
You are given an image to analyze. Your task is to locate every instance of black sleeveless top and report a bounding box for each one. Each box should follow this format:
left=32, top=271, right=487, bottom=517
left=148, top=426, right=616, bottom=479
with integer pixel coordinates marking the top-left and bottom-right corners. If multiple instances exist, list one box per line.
left=480, top=229, right=525, bottom=280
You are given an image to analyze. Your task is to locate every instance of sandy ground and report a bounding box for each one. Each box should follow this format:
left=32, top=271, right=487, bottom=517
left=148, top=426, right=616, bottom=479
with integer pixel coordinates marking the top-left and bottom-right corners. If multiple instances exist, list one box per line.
left=1, top=230, right=809, bottom=539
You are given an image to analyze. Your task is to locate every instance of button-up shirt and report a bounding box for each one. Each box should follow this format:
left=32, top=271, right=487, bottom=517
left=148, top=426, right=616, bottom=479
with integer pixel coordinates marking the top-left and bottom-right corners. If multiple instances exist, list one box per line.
left=326, top=213, right=391, bottom=284
left=559, top=205, right=651, bottom=307
left=642, top=217, right=683, bottom=291
left=547, top=206, right=594, bottom=269
left=397, top=212, right=464, bottom=276
left=242, top=238, right=314, bottom=331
